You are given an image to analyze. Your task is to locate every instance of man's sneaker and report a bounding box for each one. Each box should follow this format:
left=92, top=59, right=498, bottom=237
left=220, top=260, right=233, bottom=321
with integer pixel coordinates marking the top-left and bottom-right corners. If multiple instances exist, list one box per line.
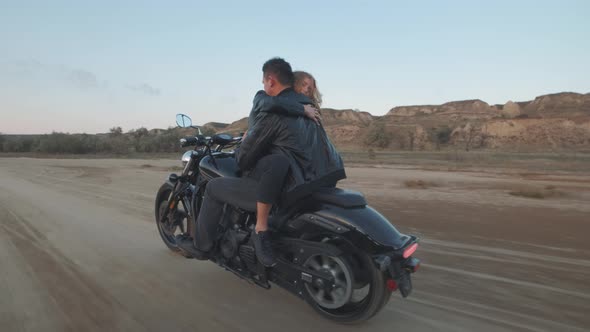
left=175, top=234, right=209, bottom=261
left=252, top=230, right=277, bottom=267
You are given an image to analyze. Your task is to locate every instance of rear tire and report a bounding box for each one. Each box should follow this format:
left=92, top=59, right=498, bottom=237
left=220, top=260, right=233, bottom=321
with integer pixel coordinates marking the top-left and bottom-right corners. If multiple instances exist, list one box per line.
left=302, top=246, right=392, bottom=323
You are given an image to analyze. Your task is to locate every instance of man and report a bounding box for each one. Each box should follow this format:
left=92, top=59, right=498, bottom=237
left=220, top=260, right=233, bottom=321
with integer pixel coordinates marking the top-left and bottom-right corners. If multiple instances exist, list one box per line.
left=177, top=58, right=345, bottom=267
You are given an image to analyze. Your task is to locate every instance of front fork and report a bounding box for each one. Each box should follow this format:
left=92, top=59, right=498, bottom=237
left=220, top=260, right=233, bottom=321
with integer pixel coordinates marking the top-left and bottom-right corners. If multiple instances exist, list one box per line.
left=163, top=180, right=195, bottom=236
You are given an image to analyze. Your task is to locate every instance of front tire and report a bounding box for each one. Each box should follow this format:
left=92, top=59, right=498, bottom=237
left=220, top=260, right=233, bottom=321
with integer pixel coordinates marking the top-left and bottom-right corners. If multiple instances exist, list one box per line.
left=155, top=182, right=186, bottom=254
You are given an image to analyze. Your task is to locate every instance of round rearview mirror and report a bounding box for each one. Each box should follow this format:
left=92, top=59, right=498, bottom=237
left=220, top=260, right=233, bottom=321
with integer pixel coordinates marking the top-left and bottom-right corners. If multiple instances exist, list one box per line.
left=176, top=114, right=192, bottom=128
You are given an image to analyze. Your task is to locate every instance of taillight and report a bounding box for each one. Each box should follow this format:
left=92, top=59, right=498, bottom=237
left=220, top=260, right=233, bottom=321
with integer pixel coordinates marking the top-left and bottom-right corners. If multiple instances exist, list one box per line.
left=386, top=279, right=398, bottom=291
left=403, top=243, right=418, bottom=259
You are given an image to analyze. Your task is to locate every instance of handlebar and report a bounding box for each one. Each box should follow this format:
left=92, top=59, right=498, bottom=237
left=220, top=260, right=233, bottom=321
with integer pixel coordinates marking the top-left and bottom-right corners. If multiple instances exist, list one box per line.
left=179, top=134, right=241, bottom=148
left=180, top=136, right=200, bottom=147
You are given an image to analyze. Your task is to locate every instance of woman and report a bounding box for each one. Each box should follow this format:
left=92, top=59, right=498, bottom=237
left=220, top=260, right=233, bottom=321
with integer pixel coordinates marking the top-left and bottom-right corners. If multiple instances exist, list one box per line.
left=253, top=70, right=322, bottom=126
left=294, top=71, right=323, bottom=110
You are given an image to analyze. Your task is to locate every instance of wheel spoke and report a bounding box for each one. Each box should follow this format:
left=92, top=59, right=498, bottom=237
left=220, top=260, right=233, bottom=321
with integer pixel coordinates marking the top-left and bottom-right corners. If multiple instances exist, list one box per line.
left=332, top=287, right=345, bottom=299
left=335, top=279, right=347, bottom=289
left=329, top=260, right=339, bottom=270
left=325, top=291, right=334, bottom=301
left=304, top=254, right=353, bottom=310
left=318, top=255, right=326, bottom=269
left=316, top=289, right=325, bottom=300
left=308, top=259, right=322, bottom=271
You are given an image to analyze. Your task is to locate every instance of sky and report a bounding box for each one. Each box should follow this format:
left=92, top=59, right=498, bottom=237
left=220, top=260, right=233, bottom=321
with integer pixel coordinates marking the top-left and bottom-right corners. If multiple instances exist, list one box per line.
left=0, top=0, right=589, bottom=134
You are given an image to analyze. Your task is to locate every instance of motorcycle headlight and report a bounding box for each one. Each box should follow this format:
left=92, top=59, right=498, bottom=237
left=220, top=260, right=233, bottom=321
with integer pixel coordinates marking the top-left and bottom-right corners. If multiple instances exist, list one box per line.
left=181, top=150, right=198, bottom=167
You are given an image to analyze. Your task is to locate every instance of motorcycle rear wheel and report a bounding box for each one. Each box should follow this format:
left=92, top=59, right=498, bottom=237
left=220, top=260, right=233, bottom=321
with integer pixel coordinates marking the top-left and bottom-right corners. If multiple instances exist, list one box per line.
left=302, top=242, right=391, bottom=323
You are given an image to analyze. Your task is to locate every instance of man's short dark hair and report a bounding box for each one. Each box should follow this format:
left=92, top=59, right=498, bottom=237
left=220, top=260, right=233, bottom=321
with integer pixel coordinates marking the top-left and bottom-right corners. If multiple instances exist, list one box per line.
left=262, top=57, right=294, bottom=86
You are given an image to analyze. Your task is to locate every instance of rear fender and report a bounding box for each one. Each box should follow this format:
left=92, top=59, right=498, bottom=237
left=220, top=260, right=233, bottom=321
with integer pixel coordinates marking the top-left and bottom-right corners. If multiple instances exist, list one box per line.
left=286, top=204, right=412, bottom=251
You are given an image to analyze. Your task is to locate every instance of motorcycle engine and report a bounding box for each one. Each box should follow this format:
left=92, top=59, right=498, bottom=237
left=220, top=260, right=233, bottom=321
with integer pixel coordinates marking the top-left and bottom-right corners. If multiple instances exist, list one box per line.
left=220, top=228, right=249, bottom=259
left=220, top=230, right=239, bottom=259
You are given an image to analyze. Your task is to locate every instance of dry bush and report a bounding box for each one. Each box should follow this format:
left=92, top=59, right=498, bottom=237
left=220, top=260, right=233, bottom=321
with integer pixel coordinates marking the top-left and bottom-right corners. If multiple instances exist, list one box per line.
left=509, top=190, right=546, bottom=199
left=364, top=121, right=392, bottom=148
left=509, top=186, right=565, bottom=199
left=404, top=179, right=438, bottom=189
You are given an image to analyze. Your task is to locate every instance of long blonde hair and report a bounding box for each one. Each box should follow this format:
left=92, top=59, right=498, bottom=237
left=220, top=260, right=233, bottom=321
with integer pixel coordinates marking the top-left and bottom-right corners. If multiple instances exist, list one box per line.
left=294, top=71, right=323, bottom=109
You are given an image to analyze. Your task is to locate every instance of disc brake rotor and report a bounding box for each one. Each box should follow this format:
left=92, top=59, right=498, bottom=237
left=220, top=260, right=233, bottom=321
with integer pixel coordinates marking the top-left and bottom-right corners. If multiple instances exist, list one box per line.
left=160, top=205, right=187, bottom=236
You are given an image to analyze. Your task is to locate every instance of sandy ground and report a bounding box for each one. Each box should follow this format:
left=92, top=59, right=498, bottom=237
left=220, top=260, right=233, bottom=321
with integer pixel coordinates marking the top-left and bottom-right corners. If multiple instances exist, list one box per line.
left=0, top=157, right=588, bottom=332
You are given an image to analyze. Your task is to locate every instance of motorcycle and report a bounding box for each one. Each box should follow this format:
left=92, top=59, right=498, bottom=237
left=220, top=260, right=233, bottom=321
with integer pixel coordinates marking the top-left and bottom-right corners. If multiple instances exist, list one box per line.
left=154, top=114, right=420, bottom=323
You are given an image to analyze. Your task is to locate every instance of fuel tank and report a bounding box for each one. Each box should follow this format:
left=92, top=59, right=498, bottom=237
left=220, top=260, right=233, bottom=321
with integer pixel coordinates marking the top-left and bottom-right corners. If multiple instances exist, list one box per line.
left=199, top=152, right=240, bottom=180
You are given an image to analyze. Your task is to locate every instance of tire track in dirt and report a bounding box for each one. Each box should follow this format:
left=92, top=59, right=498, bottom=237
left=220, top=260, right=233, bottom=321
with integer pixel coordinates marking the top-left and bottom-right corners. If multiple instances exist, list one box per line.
left=24, top=171, right=153, bottom=220
left=414, top=292, right=588, bottom=332
left=401, top=295, right=587, bottom=332
left=422, top=238, right=590, bottom=268
left=423, top=263, right=590, bottom=300
left=413, top=235, right=590, bottom=329
left=0, top=206, right=145, bottom=331
left=44, top=166, right=114, bottom=185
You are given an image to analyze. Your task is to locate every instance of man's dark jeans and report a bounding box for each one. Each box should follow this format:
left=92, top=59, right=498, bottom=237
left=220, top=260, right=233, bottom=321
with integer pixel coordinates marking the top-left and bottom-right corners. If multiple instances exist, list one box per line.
left=195, top=154, right=289, bottom=251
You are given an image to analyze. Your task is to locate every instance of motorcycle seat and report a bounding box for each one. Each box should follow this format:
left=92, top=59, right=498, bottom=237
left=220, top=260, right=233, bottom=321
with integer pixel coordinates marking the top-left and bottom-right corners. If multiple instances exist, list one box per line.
left=268, top=188, right=367, bottom=231
left=311, top=187, right=367, bottom=208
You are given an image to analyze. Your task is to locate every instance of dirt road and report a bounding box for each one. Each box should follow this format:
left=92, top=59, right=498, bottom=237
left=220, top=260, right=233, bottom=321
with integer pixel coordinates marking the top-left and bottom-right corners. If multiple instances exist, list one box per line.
left=1, top=157, right=588, bottom=331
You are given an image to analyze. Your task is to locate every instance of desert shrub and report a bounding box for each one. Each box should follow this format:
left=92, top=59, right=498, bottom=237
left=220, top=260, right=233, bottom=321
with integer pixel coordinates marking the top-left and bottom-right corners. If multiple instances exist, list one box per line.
left=0, top=126, right=195, bottom=155
left=436, top=126, right=453, bottom=145
left=509, top=187, right=565, bottom=199
left=404, top=179, right=438, bottom=189
left=365, top=122, right=392, bottom=148
left=509, top=190, right=546, bottom=199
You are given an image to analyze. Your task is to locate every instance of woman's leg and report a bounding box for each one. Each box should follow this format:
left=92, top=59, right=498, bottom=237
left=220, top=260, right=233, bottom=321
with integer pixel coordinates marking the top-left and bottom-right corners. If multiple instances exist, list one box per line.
left=250, top=154, right=290, bottom=232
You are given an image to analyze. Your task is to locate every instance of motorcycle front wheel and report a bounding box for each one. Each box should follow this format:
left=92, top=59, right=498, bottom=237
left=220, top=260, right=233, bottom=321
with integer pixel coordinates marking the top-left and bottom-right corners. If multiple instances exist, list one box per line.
left=155, top=182, right=189, bottom=255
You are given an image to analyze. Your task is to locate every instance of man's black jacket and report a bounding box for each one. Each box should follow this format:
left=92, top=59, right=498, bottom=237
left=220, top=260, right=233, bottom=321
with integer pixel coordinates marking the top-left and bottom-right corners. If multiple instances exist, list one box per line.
left=237, top=88, right=346, bottom=204
left=247, top=89, right=307, bottom=129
